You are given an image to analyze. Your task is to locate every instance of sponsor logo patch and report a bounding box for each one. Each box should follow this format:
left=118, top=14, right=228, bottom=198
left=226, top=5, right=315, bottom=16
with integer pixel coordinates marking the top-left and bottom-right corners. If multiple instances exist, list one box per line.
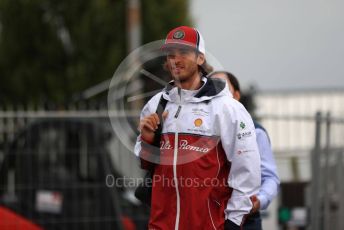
left=173, top=30, right=185, bottom=39
left=194, top=118, right=203, bottom=127
left=237, top=149, right=254, bottom=155
left=191, top=108, right=210, bottom=117
left=237, top=131, right=252, bottom=140
left=160, top=140, right=210, bottom=154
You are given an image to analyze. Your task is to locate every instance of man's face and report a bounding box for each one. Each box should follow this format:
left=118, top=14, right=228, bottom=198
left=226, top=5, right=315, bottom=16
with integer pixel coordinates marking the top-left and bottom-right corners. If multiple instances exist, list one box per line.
left=165, top=47, right=204, bottom=82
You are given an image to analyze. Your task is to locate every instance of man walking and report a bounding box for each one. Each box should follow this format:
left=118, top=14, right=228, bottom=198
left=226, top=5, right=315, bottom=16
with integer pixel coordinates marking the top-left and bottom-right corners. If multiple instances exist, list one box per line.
left=135, top=26, right=261, bottom=230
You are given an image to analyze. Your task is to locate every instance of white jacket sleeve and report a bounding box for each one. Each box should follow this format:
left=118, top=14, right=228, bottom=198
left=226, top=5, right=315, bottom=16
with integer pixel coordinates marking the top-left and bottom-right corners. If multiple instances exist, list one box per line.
left=217, top=100, right=261, bottom=226
left=134, top=93, right=162, bottom=157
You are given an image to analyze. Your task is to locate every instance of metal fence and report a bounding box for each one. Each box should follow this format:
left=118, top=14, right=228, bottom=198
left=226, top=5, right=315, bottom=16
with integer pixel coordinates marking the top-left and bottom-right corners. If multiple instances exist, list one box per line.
left=0, top=110, right=147, bottom=230
left=307, top=112, right=344, bottom=230
left=256, top=112, right=344, bottom=230
left=1, top=107, right=344, bottom=230
left=255, top=89, right=344, bottom=229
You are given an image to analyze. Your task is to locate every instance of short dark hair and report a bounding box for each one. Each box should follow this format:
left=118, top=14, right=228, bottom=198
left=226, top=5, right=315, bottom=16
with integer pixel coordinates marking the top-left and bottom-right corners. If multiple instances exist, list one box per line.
left=209, top=71, right=240, bottom=92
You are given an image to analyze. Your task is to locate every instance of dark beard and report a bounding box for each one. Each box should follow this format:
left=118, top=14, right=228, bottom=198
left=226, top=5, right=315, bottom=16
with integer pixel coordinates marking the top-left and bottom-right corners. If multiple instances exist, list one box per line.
left=172, top=68, right=199, bottom=83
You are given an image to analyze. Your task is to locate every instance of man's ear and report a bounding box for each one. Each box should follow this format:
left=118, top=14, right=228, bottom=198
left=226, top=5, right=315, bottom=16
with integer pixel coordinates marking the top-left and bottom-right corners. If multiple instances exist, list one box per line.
left=196, top=53, right=205, bottom=66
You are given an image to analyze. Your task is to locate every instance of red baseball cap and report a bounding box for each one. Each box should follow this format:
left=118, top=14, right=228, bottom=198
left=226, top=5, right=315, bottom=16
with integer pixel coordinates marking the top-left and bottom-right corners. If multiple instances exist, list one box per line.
left=162, top=26, right=205, bottom=55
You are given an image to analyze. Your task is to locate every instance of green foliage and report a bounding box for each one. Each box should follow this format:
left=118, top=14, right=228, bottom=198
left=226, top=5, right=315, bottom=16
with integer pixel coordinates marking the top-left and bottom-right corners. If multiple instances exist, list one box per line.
left=0, top=0, right=190, bottom=105
left=141, top=0, right=191, bottom=43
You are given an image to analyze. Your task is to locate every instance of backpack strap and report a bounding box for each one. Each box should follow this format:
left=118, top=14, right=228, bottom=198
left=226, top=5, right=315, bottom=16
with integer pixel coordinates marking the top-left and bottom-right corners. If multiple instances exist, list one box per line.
left=152, top=96, right=168, bottom=147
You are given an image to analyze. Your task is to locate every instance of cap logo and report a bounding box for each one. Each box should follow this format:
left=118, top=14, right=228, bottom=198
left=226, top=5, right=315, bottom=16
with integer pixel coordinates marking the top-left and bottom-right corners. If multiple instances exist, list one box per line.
left=173, top=30, right=185, bottom=39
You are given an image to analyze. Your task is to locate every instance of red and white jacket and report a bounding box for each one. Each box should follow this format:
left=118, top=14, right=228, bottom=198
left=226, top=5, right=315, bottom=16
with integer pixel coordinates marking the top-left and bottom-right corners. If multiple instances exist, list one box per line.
left=135, top=77, right=261, bottom=230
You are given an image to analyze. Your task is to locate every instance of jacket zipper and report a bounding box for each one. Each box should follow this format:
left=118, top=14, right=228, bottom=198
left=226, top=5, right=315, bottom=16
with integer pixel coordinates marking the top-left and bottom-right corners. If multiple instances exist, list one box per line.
left=173, top=88, right=182, bottom=230
left=174, top=106, right=181, bottom=118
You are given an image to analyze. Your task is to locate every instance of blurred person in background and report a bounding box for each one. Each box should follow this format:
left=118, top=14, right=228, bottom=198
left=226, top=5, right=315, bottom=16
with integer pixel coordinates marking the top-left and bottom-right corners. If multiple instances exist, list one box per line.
left=135, top=26, right=261, bottom=230
left=210, top=71, right=280, bottom=230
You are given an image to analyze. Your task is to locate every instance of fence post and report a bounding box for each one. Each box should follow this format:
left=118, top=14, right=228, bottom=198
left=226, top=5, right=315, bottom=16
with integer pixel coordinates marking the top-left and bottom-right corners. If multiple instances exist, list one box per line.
left=336, top=150, right=344, bottom=230
left=309, top=112, right=322, bottom=230
left=323, top=112, right=331, bottom=230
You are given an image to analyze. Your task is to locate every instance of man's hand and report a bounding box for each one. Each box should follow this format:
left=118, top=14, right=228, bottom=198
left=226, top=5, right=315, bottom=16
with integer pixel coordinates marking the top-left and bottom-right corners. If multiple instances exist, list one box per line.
left=139, top=111, right=168, bottom=143
left=250, top=195, right=260, bottom=214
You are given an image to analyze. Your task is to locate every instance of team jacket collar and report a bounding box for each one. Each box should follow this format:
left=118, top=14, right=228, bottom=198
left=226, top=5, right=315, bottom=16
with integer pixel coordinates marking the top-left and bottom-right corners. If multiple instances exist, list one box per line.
left=162, top=77, right=231, bottom=103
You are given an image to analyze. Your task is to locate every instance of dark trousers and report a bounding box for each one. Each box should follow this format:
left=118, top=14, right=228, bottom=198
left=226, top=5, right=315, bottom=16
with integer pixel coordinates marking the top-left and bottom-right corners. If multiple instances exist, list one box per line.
left=224, top=219, right=241, bottom=230
left=243, top=212, right=262, bottom=230
left=225, top=212, right=262, bottom=230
